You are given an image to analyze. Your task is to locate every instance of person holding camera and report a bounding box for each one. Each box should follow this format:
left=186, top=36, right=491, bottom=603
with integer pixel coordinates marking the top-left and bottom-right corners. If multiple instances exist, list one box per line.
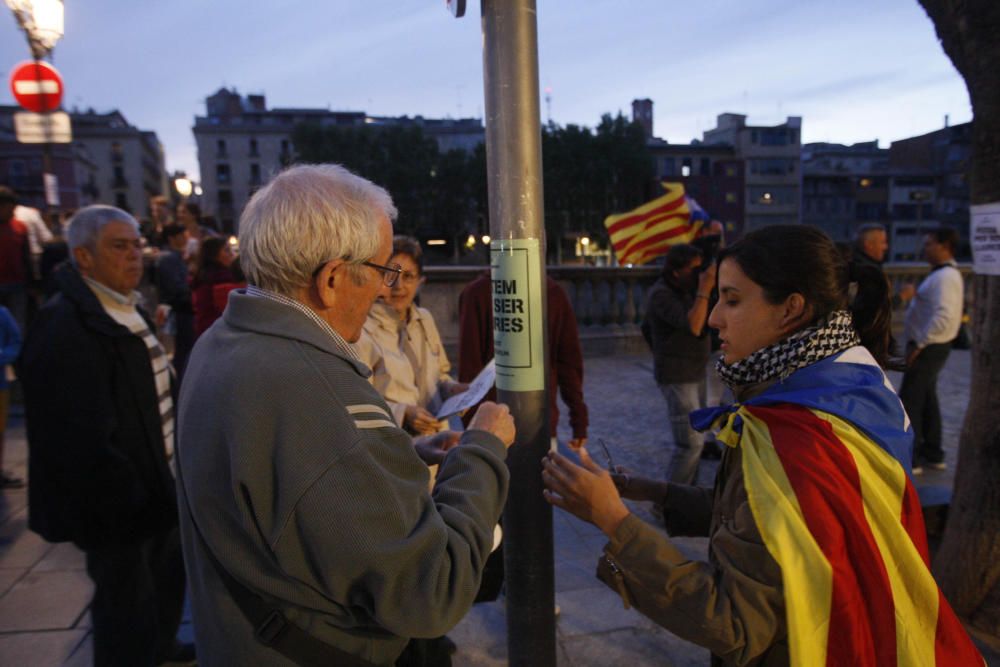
left=640, top=242, right=715, bottom=485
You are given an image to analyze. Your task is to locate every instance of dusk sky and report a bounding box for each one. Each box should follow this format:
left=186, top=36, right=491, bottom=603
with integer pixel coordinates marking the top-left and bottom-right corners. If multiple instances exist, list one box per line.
left=1, top=0, right=971, bottom=183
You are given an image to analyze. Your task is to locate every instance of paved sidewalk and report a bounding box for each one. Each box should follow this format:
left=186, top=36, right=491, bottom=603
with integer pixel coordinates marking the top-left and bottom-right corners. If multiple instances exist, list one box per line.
left=1, top=350, right=996, bottom=665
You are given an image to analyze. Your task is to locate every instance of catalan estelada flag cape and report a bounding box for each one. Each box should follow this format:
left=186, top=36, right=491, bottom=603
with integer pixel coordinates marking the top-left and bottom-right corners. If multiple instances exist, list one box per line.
left=692, top=346, right=984, bottom=666
left=603, top=182, right=706, bottom=265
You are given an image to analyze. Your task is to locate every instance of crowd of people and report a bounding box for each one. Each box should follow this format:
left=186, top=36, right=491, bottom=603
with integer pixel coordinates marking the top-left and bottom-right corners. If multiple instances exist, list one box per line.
left=0, top=163, right=984, bottom=666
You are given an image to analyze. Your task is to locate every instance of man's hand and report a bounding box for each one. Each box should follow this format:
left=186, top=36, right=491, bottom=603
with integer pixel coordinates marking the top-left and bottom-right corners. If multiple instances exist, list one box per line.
left=155, top=304, right=170, bottom=328
left=542, top=448, right=630, bottom=537
left=468, top=401, right=516, bottom=448
left=404, top=405, right=439, bottom=435
left=568, top=437, right=588, bottom=450
left=413, top=431, right=461, bottom=466
left=898, top=283, right=916, bottom=303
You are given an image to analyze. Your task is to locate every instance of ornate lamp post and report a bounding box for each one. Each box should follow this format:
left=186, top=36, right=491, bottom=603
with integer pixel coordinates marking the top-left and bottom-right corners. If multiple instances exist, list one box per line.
left=6, top=0, right=64, bottom=212
left=5, top=0, right=63, bottom=60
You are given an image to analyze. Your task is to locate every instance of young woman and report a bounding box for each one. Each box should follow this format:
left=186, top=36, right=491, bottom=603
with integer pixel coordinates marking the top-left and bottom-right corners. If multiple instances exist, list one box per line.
left=191, top=236, right=237, bottom=338
left=353, top=235, right=467, bottom=435
left=542, top=225, right=982, bottom=666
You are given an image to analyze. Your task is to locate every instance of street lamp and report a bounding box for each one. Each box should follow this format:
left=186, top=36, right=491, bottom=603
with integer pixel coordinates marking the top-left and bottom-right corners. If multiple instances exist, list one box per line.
left=5, top=0, right=63, bottom=60
left=174, top=177, right=193, bottom=198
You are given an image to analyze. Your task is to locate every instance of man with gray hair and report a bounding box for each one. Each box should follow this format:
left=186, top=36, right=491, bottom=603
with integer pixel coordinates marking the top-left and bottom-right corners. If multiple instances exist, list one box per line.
left=19, top=205, right=192, bottom=665
left=853, top=223, right=889, bottom=268
left=177, top=164, right=515, bottom=666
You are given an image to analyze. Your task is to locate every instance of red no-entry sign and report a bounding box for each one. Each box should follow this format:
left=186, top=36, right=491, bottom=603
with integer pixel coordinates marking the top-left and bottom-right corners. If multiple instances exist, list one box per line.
left=9, top=61, right=63, bottom=113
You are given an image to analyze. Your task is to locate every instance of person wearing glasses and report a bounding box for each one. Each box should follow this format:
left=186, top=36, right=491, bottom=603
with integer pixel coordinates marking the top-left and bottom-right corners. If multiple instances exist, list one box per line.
left=176, top=164, right=516, bottom=667
left=541, top=225, right=982, bottom=666
left=353, top=235, right=468, bottom=437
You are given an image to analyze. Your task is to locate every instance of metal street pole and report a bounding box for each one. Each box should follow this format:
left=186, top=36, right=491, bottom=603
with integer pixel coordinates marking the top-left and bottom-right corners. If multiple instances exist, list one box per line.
left=480, top=1, right=555, bottom=665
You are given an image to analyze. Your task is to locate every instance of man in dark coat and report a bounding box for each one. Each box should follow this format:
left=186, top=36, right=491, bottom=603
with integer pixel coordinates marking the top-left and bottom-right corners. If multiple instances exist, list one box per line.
left=155, top=223, right=195, bottom=383
left=19, top=205, right=193, bottom=666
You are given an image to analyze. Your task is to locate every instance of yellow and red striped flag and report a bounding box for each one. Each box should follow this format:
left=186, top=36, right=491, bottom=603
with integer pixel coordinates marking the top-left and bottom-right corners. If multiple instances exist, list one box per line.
left=603, top=182, right=705, bottom=265
left=694, top=346, right=985, bottom=666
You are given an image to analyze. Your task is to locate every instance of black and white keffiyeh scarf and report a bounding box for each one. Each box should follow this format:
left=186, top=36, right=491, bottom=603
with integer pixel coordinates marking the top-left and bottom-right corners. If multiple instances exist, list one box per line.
left=716, top=310, right=860, bottom=391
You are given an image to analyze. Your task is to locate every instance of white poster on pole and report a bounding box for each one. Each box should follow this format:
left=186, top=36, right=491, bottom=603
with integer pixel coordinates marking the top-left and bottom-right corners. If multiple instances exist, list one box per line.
left=971, top=202, right=1000, bottom=276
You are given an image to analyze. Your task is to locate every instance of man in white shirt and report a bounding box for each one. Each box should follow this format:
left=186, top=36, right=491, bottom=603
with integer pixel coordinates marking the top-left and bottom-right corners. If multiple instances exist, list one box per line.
left=899, top=227, right=964, bottom=474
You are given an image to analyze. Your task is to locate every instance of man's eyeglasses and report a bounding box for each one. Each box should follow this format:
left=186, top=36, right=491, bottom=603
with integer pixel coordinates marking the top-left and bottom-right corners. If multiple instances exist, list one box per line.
left=312, top=259, right=403, bottom=287
left=363, top=260, right=403, bottom=287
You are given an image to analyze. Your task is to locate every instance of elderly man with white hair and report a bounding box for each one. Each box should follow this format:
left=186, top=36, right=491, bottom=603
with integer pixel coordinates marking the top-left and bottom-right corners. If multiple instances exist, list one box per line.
left=19, top=205, right=192, bottom=666
left=176, top=164, right=515, bottom=666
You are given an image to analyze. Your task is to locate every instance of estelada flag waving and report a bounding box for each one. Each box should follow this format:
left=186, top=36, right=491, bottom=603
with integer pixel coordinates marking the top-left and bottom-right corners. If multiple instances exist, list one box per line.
left=603, top=182, right=708, bottom=265
left=692, top=347, right=985, bottom=666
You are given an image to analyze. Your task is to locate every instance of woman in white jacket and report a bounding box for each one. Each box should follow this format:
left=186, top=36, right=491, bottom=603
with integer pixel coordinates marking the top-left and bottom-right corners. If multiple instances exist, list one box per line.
left=354, top=235, right=467, bottom=435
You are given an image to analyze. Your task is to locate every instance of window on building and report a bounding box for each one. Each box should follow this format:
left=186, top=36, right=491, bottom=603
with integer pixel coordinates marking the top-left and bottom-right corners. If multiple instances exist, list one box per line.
left=250, top=163, right=261, bottom=185
left=725, top=192, right=737, bottom=204
left=218, top=189, right=233, bottom=209
left=750, top=158, right=795, bottom=176
left=681, top=158, right=692, bottom=178
left=113, top=166, right=126, bottom=187
left=7, top=160, right=27, bottom=188
left=725, top=165, right=737, bottom=177
left=217, top=139, right=228, bottom=156
left=699, top=158, right=710, bottom=176
left=751, top=130, right=759, bottom=144
left=661, top=157, right=675, bottom=176
left=115, top=193, right=129, bottom=210
left=750, top=186, right=796, bottom=206
left=111, top=142, right=123, bottom=162
left=249, top=138, right=259, bottom=157
left=760, top=129, right=788, bottom=146
left=217, top=163, right=231, bottom=185
left=281, top=139, right=290, bottom=154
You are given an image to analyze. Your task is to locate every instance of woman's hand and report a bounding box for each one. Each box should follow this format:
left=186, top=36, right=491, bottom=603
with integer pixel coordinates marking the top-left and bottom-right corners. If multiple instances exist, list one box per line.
left=404, top=405, right=440, bottom=435
left=443, top=381, right=469, bottom=397
left=542, top=448, right=630, bottom=538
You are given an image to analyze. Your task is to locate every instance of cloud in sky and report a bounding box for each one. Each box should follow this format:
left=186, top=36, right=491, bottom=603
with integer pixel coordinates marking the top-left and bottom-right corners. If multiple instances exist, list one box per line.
left=0, top=0, right=970, bottom=180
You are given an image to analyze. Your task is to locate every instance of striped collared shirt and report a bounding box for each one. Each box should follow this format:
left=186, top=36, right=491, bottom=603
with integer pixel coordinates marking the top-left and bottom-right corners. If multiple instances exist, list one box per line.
left=245, top=285, right=360, bottom=362
left=84, top=277, right=175, bottom=461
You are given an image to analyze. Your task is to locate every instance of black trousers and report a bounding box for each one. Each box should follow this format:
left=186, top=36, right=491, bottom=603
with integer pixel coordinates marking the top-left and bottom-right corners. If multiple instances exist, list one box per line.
left=898, top=342, right=952, bottom=464
left=85, top=525, right=187, bottom=667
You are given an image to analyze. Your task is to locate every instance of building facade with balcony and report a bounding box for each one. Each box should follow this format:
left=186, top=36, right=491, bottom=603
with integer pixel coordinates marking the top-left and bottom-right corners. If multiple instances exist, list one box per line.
left=801, top=140, right=890, bottom=244
left=702, top=113, right=802, bottom=231
left=194, top=88, right=485, bottom=233
left=69, top=109, right=169, bottom=217
left=0, top=105, right=99, bottom=211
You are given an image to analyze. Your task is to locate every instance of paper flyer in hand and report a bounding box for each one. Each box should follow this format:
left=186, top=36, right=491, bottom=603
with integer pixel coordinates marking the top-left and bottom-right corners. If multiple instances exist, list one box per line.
left=436, top=359, right=496, bottom=419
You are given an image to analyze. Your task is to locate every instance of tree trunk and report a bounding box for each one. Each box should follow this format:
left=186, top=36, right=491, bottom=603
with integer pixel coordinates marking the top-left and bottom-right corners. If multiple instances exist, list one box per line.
left=918, top=0, right=1000, bottom=635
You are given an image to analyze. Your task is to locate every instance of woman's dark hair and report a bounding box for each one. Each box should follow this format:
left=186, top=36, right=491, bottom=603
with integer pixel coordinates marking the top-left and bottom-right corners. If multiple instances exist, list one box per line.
left=195, top=237, right=229, bottom=282
left=718, top=225, right=893, bottom=366
left=392, top=235, right=424, bottom=274
left=178, top=201, right=202, bottom=221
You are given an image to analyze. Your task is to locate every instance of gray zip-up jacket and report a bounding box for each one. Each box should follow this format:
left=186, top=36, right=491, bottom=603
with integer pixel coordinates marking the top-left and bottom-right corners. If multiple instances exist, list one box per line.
left=177, top=290, right=509, bottom=666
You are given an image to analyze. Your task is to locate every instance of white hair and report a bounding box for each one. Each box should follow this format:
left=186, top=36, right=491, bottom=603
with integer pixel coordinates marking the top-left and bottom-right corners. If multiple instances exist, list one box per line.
left=238, top=164, right=397, bottom=296
left=66, top=205, right=140, bottom=266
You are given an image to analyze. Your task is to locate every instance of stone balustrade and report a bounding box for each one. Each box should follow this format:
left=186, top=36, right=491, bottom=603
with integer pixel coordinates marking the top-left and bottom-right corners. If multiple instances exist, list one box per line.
left=422, top=263, right=974, bottom=359
left=139, top=260, right=974, bottom=361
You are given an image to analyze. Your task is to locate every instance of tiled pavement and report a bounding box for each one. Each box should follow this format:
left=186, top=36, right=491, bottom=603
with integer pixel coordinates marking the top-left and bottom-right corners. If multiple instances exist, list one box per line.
left=1, top=350, right=996, bottom=665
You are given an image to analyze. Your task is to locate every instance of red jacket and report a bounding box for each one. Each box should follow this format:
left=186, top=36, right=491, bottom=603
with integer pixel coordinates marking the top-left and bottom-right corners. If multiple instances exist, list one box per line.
left=458, top=273, right=588, bottom=439
left=0, top=217, right=29, bottom=286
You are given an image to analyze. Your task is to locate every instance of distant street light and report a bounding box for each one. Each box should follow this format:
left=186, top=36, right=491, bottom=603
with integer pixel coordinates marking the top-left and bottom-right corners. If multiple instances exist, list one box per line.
left=174, top=177, right=193, bottom=198
left=580, top=236, right=590, bottom=246
left=5, top=0, right=63, bottom=59
left=481, top=234, right=491, bottom=245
